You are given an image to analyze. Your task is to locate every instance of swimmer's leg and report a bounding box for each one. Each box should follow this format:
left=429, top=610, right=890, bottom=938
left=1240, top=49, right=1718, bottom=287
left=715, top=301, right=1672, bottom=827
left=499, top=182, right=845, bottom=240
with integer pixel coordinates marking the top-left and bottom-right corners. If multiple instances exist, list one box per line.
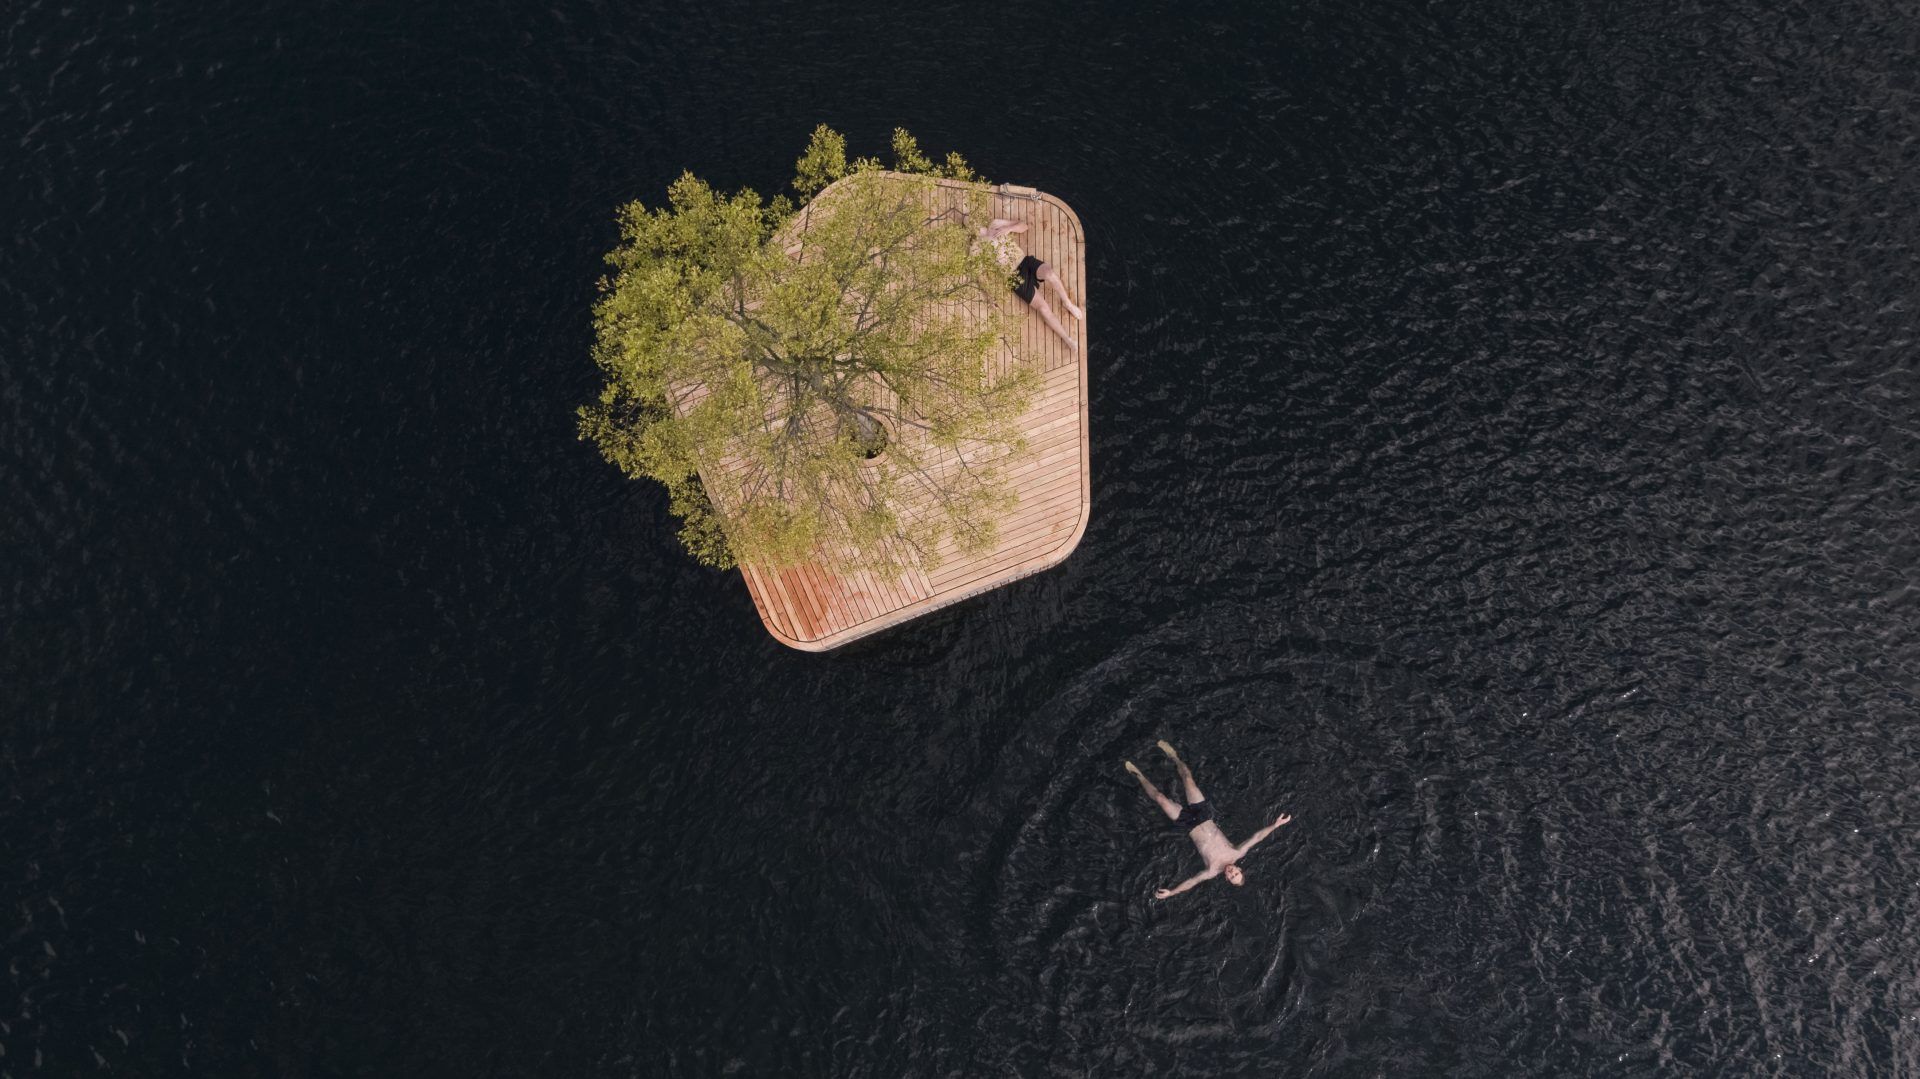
left=1126, top=761, right=1182, bottom=821
left=1158, top=740, right=1205, bottom=804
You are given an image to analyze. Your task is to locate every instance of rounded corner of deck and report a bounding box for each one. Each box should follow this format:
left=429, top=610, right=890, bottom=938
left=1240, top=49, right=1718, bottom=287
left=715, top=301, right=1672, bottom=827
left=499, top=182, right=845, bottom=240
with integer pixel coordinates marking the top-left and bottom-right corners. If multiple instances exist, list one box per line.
left=1035, top=492, right=1093, bottom=575
left=1032, top=189, right=1086, bottom=244
left=755, top=609, right=838, bottom=652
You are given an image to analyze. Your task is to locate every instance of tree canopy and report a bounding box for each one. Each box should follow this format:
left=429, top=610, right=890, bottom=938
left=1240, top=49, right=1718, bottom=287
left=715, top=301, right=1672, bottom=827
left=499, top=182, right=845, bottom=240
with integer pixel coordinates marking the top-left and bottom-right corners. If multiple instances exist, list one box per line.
left=581, top=127, right=1038, bottom=577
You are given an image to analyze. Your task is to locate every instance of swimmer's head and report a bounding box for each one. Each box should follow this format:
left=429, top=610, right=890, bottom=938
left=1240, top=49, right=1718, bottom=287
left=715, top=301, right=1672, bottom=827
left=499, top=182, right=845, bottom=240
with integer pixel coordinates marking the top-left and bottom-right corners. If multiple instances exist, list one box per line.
left=1224, top=864, right=1245, bottom=886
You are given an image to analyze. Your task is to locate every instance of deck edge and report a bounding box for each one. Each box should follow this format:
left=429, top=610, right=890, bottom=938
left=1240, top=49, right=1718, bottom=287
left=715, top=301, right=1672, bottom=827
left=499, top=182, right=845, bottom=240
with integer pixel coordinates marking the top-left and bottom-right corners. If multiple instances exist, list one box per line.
left=760, top=487, right=1091, bottom=652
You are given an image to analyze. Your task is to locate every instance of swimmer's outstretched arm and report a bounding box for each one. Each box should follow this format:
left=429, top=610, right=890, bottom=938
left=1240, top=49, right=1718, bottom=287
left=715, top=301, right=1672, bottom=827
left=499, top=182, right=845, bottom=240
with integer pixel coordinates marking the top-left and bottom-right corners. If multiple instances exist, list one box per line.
left=1153, top=868, right=1218, bottom=900
left=1235, top=813, right=1295, bottom=858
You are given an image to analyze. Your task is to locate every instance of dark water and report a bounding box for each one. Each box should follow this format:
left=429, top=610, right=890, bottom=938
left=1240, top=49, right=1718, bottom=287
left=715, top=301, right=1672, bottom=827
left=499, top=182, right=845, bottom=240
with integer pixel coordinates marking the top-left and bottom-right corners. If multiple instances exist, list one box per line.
left=6, top=0, right=1919, bottom=1074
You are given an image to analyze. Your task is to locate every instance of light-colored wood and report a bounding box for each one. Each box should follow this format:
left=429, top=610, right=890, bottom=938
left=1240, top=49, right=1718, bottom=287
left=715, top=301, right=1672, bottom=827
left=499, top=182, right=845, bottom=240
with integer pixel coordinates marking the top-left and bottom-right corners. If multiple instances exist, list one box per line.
left=725, top=176, right=1089, bottom=650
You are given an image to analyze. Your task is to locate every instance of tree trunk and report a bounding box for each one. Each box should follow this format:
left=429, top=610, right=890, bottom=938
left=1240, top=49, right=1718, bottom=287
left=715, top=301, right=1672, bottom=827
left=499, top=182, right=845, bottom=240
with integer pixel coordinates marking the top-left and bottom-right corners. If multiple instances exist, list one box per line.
left=847, top=408, right=887, bottom=458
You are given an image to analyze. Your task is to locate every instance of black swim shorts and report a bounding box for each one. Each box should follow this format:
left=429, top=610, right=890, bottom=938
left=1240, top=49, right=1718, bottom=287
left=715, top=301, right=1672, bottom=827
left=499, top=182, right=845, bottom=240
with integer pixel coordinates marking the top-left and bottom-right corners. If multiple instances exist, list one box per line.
left=1013, top=254, right=1043, bottom=304
left=1175, top=799, right=1214, bottom=830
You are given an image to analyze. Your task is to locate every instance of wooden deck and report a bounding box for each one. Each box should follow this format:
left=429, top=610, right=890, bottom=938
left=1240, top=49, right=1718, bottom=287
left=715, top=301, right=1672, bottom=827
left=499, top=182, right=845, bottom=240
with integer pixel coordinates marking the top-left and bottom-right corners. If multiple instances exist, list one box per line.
left=738, top=178, right=1089, bottom=650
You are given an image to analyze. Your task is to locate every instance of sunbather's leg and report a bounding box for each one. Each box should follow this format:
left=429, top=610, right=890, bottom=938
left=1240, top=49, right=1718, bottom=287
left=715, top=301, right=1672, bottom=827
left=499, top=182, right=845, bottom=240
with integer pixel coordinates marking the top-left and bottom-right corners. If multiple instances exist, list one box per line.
left=1036, top=262, right=1083, bottom=321
left=1029, top=295, right=1078, bottom=352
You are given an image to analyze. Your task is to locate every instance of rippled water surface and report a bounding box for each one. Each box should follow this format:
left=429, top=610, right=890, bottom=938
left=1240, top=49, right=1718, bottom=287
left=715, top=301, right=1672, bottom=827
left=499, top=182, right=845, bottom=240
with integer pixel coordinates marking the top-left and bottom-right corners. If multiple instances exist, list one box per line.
left=7, top=0, right=1919, bottom=1074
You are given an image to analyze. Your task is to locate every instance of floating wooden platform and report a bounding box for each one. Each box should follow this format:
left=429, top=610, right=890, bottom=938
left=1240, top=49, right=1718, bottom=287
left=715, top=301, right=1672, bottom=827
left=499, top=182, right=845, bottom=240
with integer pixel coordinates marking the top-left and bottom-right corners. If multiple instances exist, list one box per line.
left=739, top=178, right=1089, bottom=650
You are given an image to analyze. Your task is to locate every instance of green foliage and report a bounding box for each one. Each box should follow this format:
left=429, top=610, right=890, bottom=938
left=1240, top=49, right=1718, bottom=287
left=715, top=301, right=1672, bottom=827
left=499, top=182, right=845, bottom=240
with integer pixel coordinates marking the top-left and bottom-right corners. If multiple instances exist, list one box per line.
left=888, top=128, right=980, bottom=183
left=792, top=125, right=846, bottom=198
left=581, top=127, right=1037, bottom=578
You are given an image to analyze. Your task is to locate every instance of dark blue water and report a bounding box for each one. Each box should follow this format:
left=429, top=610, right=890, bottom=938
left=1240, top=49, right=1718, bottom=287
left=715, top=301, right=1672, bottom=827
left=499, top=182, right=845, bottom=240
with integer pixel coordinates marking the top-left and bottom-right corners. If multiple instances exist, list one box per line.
left=6, top=1, right=1918, bottom=1074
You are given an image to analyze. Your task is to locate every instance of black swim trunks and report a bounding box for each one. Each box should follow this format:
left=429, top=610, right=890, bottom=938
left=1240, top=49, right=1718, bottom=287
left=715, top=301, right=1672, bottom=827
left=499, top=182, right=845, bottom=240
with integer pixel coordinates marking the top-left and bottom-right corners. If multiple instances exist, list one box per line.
left=1012, top=254, right=1043, bottom=304
left=1174, top=799, right=1214, bottom=831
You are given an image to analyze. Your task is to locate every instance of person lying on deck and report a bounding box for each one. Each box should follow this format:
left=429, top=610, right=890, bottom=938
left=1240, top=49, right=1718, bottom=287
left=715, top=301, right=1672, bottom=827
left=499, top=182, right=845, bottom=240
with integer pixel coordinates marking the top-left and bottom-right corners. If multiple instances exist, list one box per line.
left=977, top=218, right=1084, bottom=353
left=1126, top=739, right=1294, bottom=899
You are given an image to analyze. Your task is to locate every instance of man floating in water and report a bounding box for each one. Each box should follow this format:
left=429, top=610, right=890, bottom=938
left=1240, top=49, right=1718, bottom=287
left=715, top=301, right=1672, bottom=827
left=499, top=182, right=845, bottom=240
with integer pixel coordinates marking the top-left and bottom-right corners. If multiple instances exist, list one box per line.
left=1126, top=740, right=1293, bottom=899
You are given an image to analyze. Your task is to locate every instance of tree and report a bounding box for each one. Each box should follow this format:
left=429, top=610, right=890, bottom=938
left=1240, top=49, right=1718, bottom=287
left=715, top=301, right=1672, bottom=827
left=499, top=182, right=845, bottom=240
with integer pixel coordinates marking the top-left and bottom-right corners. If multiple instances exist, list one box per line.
left=580, top=127, right=1039, bottom=578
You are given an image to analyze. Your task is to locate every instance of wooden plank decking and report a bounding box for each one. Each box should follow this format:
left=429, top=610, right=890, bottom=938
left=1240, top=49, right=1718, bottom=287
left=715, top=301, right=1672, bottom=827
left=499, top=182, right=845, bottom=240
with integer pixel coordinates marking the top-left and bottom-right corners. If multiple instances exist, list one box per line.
left=735, top=178, right=1090, bottom=650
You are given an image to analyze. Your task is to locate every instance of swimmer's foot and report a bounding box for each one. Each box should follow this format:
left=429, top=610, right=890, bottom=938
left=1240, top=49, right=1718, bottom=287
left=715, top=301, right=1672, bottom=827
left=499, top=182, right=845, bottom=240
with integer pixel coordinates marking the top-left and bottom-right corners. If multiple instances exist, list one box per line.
left=1157, top=739, right=1180, bottom=761
left=1065, top=300, right=1085, bottom=321
left=1124, top=760, right=1144, bottom=778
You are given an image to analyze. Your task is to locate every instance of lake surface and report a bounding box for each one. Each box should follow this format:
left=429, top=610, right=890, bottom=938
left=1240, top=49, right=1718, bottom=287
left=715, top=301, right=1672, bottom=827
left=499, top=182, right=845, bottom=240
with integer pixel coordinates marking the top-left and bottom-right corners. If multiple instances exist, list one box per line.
left=6, top=0, right=1918, bottom=1074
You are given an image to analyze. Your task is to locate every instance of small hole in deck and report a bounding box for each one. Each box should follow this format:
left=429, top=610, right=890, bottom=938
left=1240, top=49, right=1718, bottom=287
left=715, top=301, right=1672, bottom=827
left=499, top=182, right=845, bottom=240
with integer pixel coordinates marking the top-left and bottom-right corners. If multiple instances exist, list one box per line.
left=847, top=412, right=891, bottom=462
